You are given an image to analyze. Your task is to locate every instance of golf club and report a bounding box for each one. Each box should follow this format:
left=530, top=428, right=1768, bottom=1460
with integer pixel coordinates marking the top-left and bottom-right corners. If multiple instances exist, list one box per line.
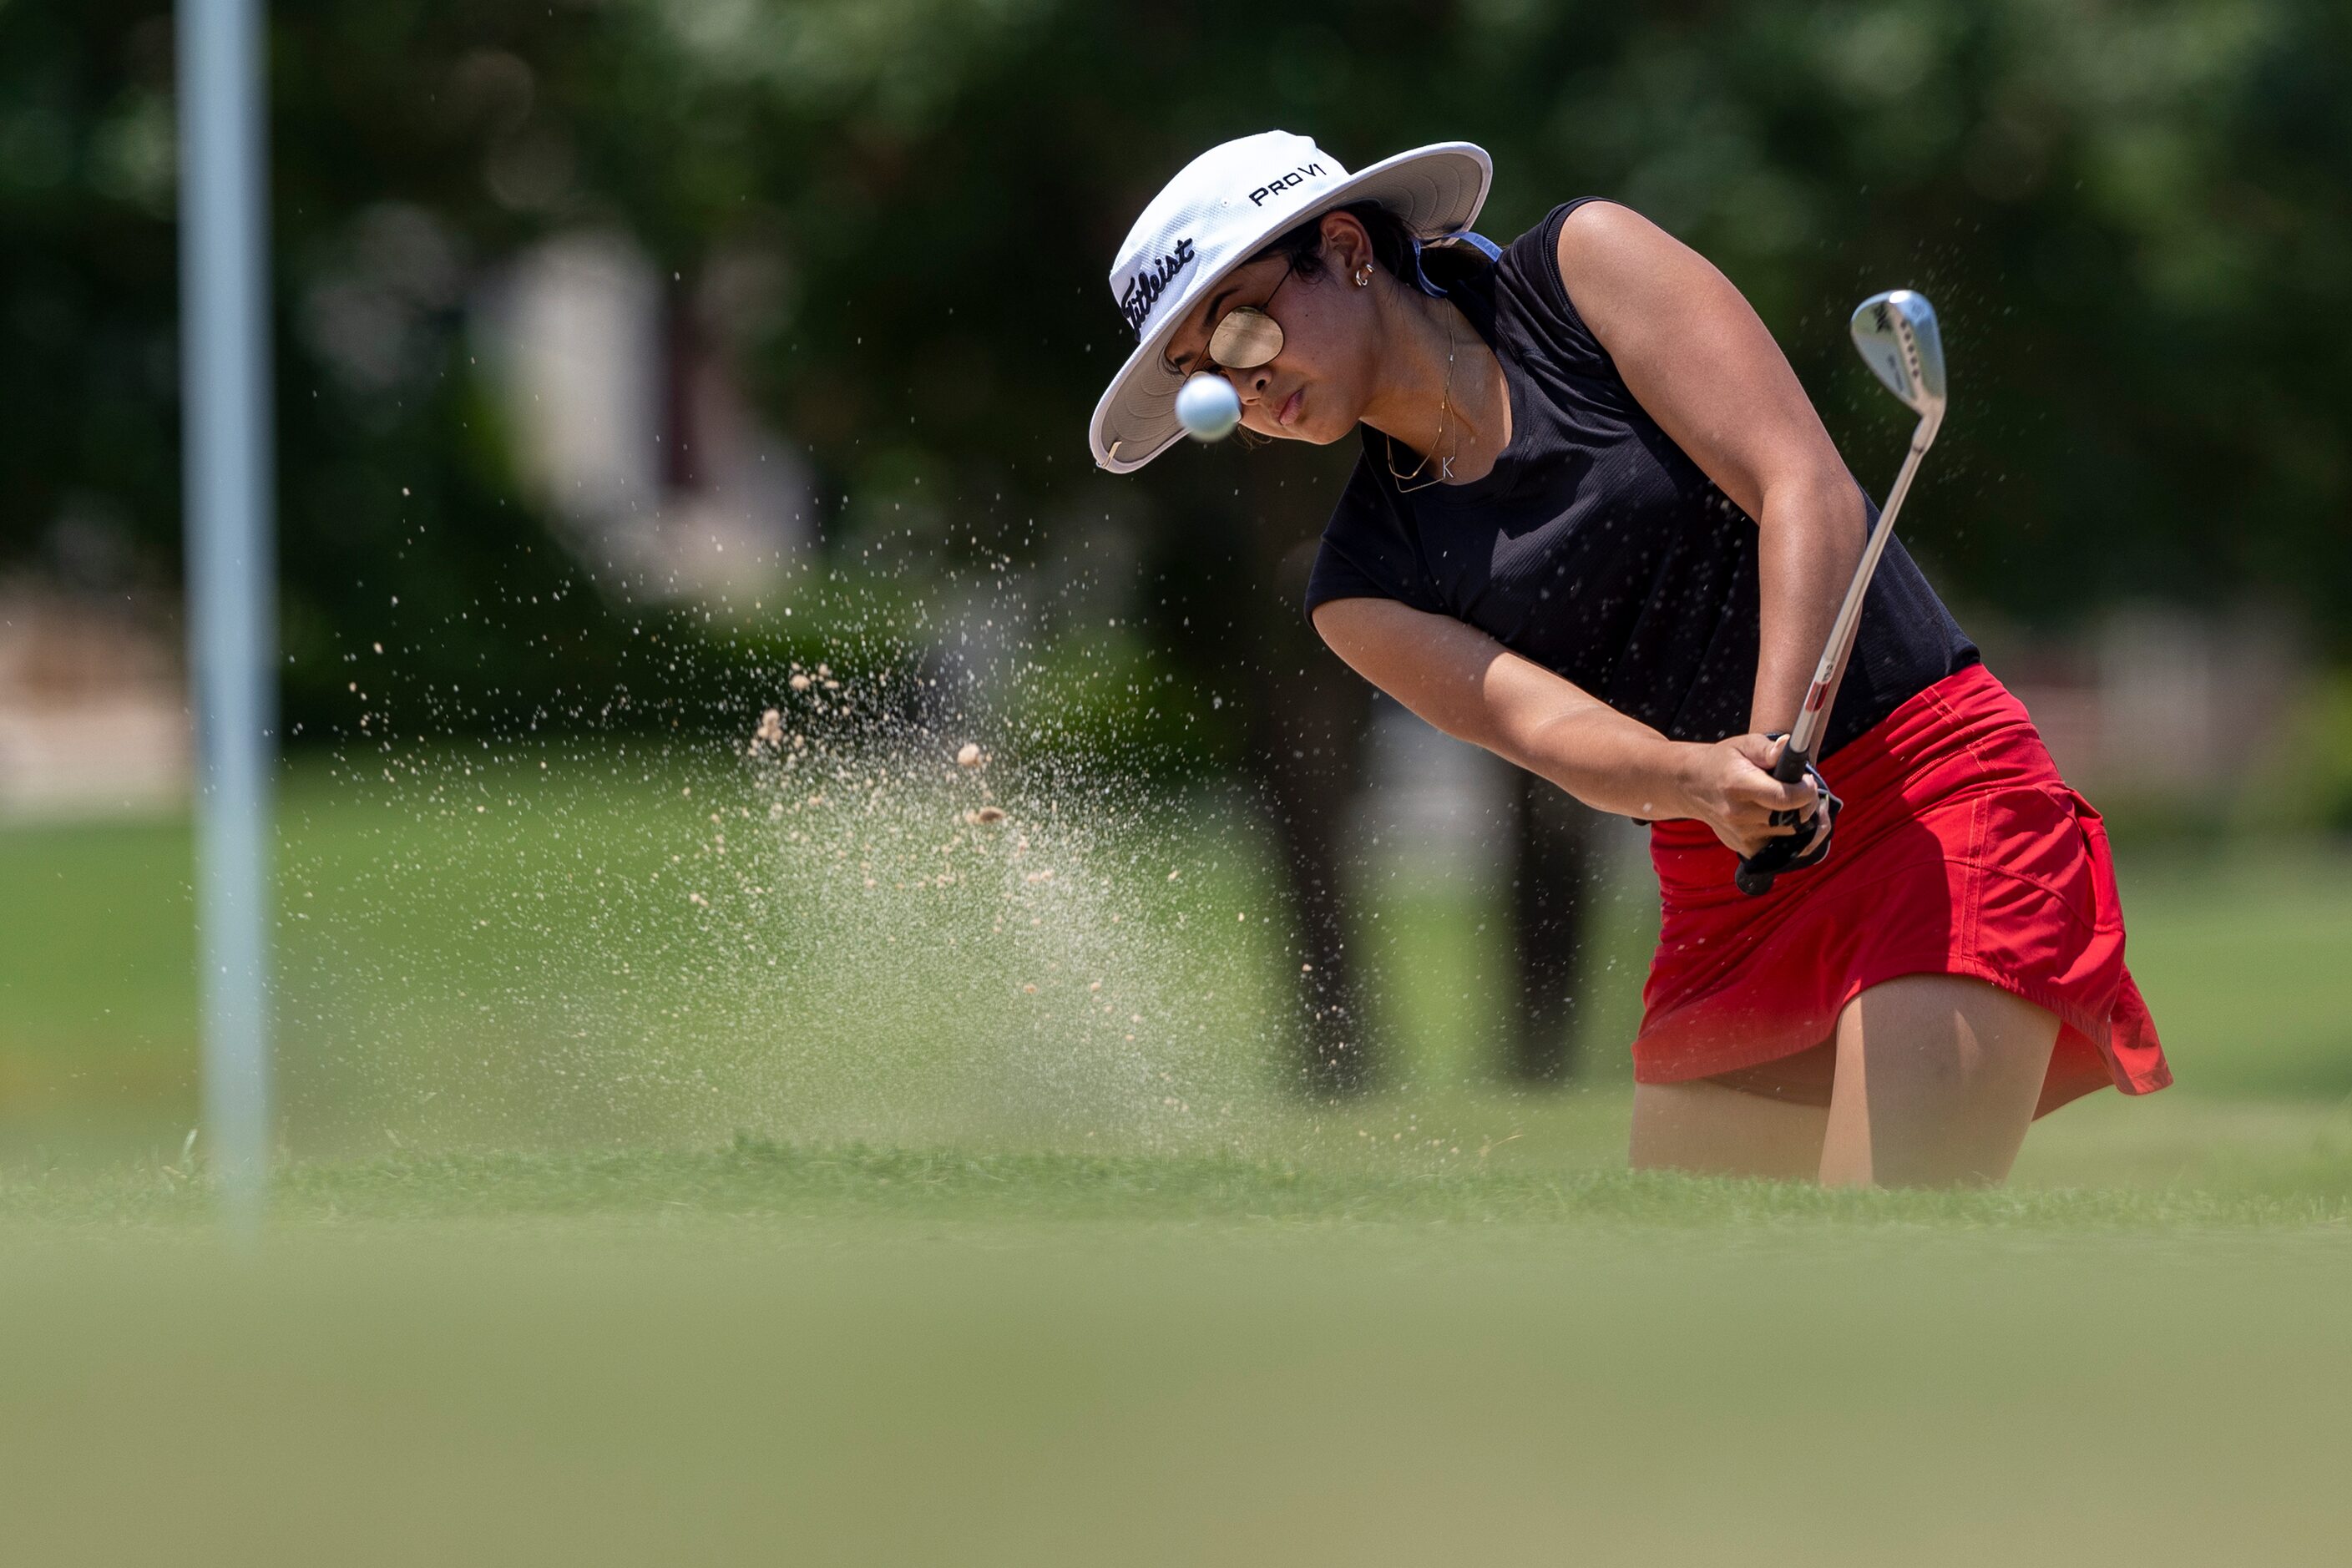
left=1735, top=289, right=1948, bottom=897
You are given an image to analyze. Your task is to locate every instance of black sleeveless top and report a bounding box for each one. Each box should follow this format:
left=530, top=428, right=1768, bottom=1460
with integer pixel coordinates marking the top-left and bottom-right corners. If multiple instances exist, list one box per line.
left=1304, top=200, right=1977, bottom=759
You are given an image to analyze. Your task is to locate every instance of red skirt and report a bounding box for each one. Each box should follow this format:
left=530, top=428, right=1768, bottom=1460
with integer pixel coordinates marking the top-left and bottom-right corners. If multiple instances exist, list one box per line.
left=1636, top=662, right=2171, bottom=1118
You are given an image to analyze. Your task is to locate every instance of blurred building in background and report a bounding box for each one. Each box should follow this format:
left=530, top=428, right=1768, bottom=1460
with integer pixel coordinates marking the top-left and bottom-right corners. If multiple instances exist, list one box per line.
left=0, top=581, right=187, bottom=819
left=473, top=230, right=812, bottom=606
left=1995, top=604, right=2305, bottom=821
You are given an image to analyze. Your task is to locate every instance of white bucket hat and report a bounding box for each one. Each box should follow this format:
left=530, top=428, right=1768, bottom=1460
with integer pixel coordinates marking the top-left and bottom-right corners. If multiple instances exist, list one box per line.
left=1089, top=130, right=1492, bottom=473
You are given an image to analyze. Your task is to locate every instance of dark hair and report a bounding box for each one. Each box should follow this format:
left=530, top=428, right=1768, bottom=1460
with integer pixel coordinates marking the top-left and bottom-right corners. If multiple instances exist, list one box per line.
left=1252, top=200, right=1419, bottom=281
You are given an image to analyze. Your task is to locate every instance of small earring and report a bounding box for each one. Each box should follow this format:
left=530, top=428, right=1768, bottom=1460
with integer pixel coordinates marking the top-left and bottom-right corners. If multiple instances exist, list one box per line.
left=1354, top=266, right=1373, bottom=287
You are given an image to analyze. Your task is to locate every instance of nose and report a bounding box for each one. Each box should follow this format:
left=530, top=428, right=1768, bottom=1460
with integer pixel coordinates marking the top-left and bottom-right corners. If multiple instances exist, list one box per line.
left=1228, top=362, right=1273, bottom=404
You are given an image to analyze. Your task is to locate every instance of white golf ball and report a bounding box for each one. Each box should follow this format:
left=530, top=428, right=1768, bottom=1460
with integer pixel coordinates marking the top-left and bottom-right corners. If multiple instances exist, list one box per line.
left=1175, top=373, right=1242, bottom=443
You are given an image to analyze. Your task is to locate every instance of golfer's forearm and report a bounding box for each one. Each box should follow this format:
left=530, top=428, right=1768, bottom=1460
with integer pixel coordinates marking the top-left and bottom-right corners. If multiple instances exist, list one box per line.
left=1314, top=596, right=1712, bottom=821
left=1490, top=702, right=1704, bottom=822
left=1750, top=473, right=1869, bottom=736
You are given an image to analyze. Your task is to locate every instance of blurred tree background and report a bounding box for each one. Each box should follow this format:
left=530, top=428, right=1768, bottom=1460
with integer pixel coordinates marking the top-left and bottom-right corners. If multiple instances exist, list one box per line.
left=7, top=0, right=2348, bottom=728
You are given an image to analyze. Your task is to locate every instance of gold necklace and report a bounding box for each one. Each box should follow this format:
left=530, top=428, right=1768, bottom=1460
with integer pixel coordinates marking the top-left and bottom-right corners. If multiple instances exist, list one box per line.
left=1387, top=309, right=1459, bottom=494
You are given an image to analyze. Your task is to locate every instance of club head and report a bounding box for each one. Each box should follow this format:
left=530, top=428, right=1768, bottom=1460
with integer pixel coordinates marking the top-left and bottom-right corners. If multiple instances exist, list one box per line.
left=1849, top=290, right=1945, bottom=432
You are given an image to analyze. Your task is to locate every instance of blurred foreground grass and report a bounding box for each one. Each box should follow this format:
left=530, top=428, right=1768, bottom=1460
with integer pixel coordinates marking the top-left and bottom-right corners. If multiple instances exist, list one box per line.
left=4, top=1145, right=2351, bottom=1566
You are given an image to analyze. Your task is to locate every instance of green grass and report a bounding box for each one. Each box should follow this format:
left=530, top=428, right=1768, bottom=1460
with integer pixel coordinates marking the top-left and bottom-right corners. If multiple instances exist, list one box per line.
left=5, top=1145, right=2352, bottom=1566
left=8, top=750, right=2350, bottom=1162
left=2120, top=849, right=2352, bottom=1097
left=0, top=816, right=197, bottom=1114
left=8, top=755, right=2352, bottom=1563
left=17, top=1134, right=2352, bottom=1232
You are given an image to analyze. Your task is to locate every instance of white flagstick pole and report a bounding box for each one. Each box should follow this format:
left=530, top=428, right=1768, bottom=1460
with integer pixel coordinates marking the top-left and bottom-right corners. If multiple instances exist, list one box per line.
left=179, top=0, right=276, bottom=1227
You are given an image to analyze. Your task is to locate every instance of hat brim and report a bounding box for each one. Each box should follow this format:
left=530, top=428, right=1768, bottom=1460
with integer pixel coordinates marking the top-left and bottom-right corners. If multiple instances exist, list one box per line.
left=1088, top=141, right=1493, bottom=474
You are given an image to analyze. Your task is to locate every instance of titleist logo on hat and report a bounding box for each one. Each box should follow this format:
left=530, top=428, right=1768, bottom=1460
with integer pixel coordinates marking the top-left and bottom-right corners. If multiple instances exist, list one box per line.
left=1118, top=237, right=1197, bottom=337
left=1107, top=131, right=1352, bottom=341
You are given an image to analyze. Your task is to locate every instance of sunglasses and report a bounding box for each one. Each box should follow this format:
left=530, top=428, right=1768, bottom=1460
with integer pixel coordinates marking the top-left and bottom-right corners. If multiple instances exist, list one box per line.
left=1171, top=260, right=1295, bottom=376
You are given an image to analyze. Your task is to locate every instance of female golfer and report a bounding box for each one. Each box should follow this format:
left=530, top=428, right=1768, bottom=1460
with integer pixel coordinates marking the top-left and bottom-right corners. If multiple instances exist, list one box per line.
left=1090, top=132, right=2170, bottom=1186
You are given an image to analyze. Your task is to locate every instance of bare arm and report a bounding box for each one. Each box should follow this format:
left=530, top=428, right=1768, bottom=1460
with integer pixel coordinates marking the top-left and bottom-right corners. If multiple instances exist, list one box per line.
left=1311, top=595, right=1815, bottom=855
left=1554, top=203, right=1867, bottom=739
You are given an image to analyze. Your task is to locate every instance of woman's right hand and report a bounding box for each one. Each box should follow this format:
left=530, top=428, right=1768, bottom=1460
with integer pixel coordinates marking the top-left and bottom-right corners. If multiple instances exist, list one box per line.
left=1677, top=735, right=1820, bottom=857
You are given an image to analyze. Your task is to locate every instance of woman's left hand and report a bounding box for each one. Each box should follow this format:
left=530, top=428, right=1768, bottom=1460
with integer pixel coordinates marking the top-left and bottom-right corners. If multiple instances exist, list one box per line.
left=1677, top=734, right=1822, bottom=857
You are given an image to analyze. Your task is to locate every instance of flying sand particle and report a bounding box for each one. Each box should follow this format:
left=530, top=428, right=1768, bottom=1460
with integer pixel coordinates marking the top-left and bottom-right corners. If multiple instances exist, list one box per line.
left=955, top=743, right=983, bottom=768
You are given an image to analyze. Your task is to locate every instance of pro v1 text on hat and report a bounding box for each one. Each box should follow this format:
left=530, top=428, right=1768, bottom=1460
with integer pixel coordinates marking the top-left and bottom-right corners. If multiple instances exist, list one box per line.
left=1088, top=130, right=1490, bottom=473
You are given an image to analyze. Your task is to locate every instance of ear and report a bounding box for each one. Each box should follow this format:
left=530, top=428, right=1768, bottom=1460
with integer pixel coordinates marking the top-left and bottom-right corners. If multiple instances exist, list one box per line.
left=1317, top=210, right=1375, bottom=277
